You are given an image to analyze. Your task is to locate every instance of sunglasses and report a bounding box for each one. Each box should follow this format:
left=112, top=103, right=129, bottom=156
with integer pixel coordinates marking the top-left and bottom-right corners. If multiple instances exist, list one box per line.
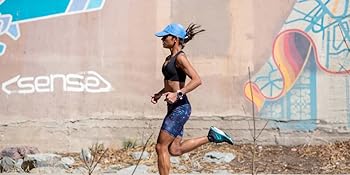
left=161, top=35, right=174, bottom=41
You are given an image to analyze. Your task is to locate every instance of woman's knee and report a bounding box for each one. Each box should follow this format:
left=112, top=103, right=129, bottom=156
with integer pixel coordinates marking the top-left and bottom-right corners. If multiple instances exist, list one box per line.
left=156, top=143, right=168, bottom=154
left=169, top=145, right=182, bottom=156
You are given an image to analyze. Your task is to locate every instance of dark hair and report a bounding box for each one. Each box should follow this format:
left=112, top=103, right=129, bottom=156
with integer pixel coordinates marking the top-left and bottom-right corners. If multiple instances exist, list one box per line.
left=180, top=23, right=205, bottom=48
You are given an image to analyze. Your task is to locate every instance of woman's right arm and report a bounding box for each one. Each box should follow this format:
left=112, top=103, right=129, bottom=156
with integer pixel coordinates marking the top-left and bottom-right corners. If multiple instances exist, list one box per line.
left=156, top=88, right=165, bottom=95
left=151, top=88, right=165, bottom=104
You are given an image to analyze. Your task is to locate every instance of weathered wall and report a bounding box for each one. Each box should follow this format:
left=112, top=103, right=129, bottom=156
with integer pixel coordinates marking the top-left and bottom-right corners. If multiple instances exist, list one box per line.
left=0, top=0, right=349, bottom=152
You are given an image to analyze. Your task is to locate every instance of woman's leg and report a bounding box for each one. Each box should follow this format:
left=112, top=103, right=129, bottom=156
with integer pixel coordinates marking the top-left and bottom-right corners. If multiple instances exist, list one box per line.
left=156, top=130, right=176, bottom=175
left=169, top=126, right=235, bottom=156
left=169, top=136, right=209, bottom=156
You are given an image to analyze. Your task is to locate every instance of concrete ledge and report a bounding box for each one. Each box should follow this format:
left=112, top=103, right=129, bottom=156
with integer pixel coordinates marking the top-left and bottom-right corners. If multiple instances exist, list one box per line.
left=1, top=116, right=349, bottom=152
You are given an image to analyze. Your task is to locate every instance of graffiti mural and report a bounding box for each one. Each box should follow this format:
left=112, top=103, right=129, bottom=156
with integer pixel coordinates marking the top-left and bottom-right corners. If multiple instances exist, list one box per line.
left=0, top=0, right=105, bottom=56
left=244, top=0, right=350, bottom=130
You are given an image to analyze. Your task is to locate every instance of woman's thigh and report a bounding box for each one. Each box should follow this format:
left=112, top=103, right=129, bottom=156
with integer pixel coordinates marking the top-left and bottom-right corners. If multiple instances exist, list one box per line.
left=161, top=103, right=191, bottom=138
left=157, top=130, right=176, bottom=145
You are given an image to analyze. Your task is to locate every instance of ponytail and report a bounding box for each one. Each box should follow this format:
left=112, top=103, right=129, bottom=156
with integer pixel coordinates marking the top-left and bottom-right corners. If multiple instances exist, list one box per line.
left=180, top=23, right=205, bottom=48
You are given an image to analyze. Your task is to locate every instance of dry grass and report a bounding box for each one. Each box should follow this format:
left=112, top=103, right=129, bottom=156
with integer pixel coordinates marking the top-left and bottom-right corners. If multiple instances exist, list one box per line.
left=58, top=140, right=350, bottom=174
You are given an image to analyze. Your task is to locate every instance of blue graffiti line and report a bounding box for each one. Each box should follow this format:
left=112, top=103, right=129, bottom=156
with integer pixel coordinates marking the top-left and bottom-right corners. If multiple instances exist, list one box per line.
left=286, top=2, right=326, bottom=29
left=67, top=0, right=89, bottom=12
left=87, top=0, right=104, bottom=9
left=0, top=42, right=5, bottom=55
left=286, top=0, right=350, bottom=71
left=333, top=18, right=350, bottom=41
left=332, top=23, right=348, bottom=50
left=287, top=0, right=350, bottom=36
left=0, top=0, right=105, bottom=56
left=254, top=61, right=283, bottom=97
left=325, top=23, right=350, bottom=70
left=0, top=14, right=12, bottom=34
left=260, top=101, right=283, bottom=121
left=260, top=57, right=317, bottom=131
left=305, top=0, right=342, bottom=32
left=329, top=48, right=350, bottom=56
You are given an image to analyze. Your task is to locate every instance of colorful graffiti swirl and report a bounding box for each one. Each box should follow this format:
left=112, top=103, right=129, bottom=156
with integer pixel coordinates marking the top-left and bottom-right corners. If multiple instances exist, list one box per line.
left=245, top=29, right=316, bottom=111
left=0, top=0, right=105, bottom=56
left=244, top=0, right=350, bottom=130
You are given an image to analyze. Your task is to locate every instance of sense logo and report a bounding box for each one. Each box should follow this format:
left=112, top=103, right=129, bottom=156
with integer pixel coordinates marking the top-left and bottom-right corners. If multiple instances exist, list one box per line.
left=1, top=71, right=112, bottom=95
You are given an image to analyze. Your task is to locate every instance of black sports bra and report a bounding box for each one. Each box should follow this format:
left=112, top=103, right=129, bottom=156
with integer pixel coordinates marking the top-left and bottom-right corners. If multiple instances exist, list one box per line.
left=162, top=51, right=186, bottom=82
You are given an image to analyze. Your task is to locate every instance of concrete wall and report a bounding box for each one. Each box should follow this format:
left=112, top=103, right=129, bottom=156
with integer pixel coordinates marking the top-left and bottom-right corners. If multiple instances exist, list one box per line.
left=0, top=0, right=349, bottom=152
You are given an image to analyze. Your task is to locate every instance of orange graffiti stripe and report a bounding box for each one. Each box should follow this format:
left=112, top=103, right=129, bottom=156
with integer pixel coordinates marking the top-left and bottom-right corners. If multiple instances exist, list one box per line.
left=244, top=82, right=265, bottom=111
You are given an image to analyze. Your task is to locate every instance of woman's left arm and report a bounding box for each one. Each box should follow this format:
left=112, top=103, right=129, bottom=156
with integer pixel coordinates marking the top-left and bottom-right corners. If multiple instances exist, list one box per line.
left=176, top=54, right=202, bottom=94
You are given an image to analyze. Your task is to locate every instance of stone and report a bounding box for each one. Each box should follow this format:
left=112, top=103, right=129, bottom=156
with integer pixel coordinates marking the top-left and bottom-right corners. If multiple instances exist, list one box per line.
left=23, top=153, right=62, bottom=167
left=170, top=156, right=180, bottom=164
left=0, top=156, right=16, bottom=172
left=55, top=157, right=75, bottom=169
left=116, top=165, right=149, bottom=175
left=0, top=146, right=39, bottom=160
left=131, top=151, right=150, bottom=160
left=0, top=156, right=24, bottom=172
left=30, top=167, right=66, bottom=174
left=15, top=159, right=24, bottom=171
left=103, top=164, right=124, bottom=173
left=203, top=151, right=236, bottom=164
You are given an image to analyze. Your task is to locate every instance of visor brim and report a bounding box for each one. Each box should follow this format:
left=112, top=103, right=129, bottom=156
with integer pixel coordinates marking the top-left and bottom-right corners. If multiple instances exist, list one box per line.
left=155, top=31, right=169, bottom=37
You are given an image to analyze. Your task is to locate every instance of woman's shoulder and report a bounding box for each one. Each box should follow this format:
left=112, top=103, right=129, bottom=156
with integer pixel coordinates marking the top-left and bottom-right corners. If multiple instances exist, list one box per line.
left=176, top=51, right=187, bottom=59
left=174, top=51, right=188, bottom=66
left=175, top=50, right=186, bottom=58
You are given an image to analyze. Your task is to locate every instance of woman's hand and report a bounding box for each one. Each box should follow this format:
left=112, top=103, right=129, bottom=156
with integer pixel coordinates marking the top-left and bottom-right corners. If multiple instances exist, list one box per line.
left=163, top=92, right=177, bottom=104
left=151, top=93, right=163, bottom=104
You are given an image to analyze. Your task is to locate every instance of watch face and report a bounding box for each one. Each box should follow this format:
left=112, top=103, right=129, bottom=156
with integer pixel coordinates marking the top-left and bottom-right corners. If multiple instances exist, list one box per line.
left=177, top=91, right=183, bottom=100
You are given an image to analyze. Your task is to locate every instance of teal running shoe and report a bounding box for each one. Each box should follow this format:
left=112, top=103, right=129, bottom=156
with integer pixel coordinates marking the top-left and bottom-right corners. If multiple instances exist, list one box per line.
left=207, top=126, right=234, bottom=145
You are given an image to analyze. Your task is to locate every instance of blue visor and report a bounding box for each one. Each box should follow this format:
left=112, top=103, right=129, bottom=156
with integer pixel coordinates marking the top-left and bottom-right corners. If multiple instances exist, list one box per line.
left=155, top=23, right=186, bottom=39
left=155, top=31, right=170, bottom=37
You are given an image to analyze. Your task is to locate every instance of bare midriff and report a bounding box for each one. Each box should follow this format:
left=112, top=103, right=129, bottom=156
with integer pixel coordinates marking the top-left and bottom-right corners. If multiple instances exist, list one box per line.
left=164, top=80, right=185, bottom=93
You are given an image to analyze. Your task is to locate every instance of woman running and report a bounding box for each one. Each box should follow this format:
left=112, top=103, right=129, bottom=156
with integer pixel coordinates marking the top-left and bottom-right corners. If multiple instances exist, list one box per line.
left=151, top=23, right=234, bottom=175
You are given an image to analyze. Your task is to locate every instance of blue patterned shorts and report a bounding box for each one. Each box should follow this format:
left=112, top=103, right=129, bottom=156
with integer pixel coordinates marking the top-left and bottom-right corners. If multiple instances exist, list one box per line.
left=161, top=96, right=191, bottom=138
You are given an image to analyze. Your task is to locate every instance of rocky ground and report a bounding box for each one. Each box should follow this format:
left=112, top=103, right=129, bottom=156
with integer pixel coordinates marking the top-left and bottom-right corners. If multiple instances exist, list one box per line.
left=1, top=140, right=350, bottom=174
left=64, top=140, right=350, bottom=174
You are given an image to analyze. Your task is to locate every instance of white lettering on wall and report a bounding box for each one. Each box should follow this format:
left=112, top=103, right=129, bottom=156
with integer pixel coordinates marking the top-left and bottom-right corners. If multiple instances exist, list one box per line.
left=1, top=71, right=112, bottom=95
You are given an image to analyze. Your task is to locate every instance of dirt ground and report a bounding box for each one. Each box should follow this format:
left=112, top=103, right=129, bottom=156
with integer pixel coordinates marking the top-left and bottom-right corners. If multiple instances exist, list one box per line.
left=61, top=140, right=350, bottom=174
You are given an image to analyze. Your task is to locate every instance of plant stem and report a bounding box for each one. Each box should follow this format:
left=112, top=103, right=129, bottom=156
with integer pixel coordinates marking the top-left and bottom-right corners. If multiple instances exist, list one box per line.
left=248, top=66, right=256, bottom=175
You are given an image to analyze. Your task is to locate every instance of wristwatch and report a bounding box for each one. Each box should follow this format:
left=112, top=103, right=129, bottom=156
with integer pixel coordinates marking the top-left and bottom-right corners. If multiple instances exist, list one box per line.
left=177, top=90, right=184, bottom=100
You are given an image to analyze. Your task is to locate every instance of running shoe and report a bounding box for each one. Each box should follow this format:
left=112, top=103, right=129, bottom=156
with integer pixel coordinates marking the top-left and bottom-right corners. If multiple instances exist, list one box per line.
left=207, top=126, right=234, bottom=145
